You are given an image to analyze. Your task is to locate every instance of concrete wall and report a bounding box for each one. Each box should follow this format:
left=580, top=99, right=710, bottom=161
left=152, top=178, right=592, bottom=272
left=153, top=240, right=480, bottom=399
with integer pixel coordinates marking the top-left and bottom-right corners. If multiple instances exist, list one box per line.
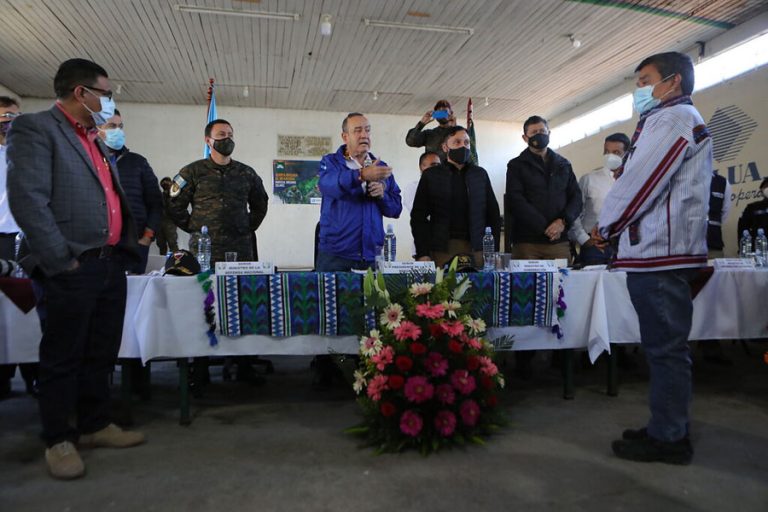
left=18, top=97, right=524, bottom=266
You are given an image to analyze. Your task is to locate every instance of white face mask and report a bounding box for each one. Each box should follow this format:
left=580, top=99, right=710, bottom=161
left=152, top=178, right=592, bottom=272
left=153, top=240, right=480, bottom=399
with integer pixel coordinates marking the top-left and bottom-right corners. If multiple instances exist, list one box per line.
left=603, top=153, right=623, bottom=171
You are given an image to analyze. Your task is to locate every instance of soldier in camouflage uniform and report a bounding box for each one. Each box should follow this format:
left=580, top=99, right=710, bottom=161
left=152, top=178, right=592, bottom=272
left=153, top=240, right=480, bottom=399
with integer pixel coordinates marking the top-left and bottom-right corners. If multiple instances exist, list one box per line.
left=167, top=119, right=268, bottom=265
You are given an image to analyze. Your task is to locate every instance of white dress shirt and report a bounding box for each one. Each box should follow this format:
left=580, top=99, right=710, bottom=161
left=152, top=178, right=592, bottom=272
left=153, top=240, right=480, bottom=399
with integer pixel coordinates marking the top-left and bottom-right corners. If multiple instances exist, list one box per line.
left=569, top=166, right=614, bottom=246
left=0, top=144, right=21, bottom=233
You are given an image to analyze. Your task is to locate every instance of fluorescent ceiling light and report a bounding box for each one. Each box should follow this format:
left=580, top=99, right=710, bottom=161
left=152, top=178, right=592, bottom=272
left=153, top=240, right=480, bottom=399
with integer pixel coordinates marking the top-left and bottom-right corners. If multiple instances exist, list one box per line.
left=175, top=5, right=300, bottom=21
left=363, top=18, right=473, bottom=36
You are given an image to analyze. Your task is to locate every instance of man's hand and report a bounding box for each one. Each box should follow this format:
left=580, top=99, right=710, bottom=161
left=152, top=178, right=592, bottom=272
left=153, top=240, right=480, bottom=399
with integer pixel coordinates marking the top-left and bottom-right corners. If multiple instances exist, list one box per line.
left=368, top=181, right=385, bottom=198
left=544, top=219, right=566, bottom=241
left=590, top=226, right=609, bottom=249
left=420, top=111, right=433, bottom=125
left=360, top=160, right=392, bottom=182
left=138, top=236, right=152, bottom=246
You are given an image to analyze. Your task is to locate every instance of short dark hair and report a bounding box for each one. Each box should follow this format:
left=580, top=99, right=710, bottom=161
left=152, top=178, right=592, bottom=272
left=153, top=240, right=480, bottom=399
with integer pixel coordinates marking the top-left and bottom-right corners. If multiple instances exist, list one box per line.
left=0, top=96, right=19, bottom=108
left=442, top=125, right=468, bottom=143
left=205, top=119, right=232, bottom=137
left=53, top=58, right=109, bottom=99
left=419, top=151, right=440, bottom=167
left=433, top=99, right=452, bottom=111
left=160, top=177, right=172, bottom=185
left=605, top=132, right=631, bottom=152
left=113, top=108, right=121, bottom=117
left=342, top=112, right=365, bottom=132
left=523, top=115, right=548, bottom=135
left=761, top=177, right=768, bottom=189
left=635, top=52, right=694, bottom=95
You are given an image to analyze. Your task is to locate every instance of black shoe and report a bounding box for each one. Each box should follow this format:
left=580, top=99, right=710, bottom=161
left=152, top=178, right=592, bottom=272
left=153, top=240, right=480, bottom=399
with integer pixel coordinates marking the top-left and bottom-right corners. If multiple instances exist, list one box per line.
left=24, top=379, right=39, bottom=398
left=612, top=436, right=693, bottom=465
left=622, top=427, right=648, bottom=440
left=0, top=378, right=11, bottom=400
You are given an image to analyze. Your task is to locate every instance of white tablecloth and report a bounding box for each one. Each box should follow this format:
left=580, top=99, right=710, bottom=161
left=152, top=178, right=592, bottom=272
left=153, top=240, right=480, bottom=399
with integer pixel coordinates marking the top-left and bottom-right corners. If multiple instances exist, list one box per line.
left=2, top=269, right=766, bottom=364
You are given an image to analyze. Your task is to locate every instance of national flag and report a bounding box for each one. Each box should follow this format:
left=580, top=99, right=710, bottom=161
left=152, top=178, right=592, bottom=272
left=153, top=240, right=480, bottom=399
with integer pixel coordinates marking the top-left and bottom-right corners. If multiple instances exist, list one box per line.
left=467, top=98, right=478, bottom=165
left=203, top=78, right=217, bottom=158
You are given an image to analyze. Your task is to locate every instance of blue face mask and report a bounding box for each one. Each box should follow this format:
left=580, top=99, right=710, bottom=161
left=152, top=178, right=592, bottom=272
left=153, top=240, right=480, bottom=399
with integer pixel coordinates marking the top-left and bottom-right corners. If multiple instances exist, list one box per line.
left=632, top=74, right=674, bottom=114
left=103, top=127, right=125, bottom=150
left=83, top=88, right=117, bottom=125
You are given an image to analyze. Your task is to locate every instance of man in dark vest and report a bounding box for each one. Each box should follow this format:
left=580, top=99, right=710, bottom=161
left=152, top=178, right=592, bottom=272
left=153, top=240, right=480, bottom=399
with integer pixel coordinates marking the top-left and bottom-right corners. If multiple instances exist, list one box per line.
left=706, top=170, right=731, bottom=259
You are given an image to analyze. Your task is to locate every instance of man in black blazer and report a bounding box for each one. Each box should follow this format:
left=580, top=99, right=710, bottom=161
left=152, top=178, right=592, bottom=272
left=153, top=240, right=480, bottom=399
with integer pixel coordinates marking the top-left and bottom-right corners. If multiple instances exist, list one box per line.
left=7, top=58, right=145, bottom=480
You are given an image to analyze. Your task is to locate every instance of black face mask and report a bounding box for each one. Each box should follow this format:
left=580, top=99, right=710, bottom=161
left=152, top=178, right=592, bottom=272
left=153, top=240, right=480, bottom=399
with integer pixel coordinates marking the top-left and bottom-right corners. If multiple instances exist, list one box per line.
left=212, top=137, right=235, bottom=156
left=527, top=132, right=549, bottom=150
left=448, top=146, right=471, bottom=165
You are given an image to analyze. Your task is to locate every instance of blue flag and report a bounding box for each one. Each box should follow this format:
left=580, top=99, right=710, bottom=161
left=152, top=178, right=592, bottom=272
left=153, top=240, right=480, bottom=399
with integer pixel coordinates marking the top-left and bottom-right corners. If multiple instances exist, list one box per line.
left=203, top=81, right=217, bottom=158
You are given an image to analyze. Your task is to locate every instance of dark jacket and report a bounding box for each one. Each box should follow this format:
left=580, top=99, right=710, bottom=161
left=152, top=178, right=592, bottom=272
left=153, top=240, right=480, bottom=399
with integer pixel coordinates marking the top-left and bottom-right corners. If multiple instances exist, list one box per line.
left=411, top=162, right=500, bottom=258
left=505, top=148, right=582, bottom=245
left=111, top=147, right=163, bottom=235
left=6, top=106, right=140, bottom=276
left=405, top=122, right=454, bottom=161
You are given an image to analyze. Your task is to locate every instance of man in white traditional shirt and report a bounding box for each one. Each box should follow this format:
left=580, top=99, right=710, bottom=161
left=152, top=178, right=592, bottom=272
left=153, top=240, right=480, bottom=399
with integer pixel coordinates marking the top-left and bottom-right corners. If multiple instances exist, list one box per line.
left=569, top=133, right=630, bottom=266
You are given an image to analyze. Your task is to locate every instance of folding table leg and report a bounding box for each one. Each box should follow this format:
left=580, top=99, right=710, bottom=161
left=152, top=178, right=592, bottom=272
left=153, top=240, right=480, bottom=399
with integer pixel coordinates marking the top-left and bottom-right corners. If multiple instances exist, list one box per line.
left=179, top=358, right=191, bottom=426
left=119, top=360, right=134, bottom=426
left=607, top=344, right=619, bottom=397
left=561, top=349, right=575, bottom=400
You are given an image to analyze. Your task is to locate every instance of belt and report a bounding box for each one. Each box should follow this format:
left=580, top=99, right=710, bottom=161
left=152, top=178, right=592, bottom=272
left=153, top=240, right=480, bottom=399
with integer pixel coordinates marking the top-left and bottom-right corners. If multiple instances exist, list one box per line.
left=79, top=245, right=119, bottom=260
left=0, top=232, right=18, bottom=239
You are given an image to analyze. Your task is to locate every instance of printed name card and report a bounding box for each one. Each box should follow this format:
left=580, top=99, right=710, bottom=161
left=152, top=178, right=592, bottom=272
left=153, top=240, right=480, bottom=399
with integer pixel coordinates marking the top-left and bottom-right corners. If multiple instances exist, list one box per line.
left=508, top=259, right=558, bottom=273
left=379, top=261, right=436, bottom=274
left=215, top=262, right=275, bottom=275
left=712, top=258, right=756, bottom=271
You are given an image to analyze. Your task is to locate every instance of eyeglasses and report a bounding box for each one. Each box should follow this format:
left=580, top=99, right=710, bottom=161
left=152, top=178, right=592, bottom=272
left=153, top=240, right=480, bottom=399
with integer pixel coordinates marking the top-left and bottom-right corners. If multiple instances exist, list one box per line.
left=77, top=85, right=113, bottom=100
left=0, top=112, right=21, bottom=119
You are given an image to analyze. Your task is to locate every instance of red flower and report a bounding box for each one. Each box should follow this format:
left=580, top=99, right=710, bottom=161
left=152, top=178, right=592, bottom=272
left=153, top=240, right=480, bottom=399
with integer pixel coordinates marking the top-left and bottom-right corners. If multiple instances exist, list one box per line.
left=486, top=395, right=498, bottom=407
left=380, top=401, right=397, bottom=417
left=410, top=342, right=427, bottom=356
left=448, top=339, right=463, bottom=354
left=429, top=323, right=443, bottom=339
left=480, top=375, right=494, bottom=390
left=393, top=320, right=422, bottom=341
left=459, top=399, right=481, bottom=427
left=467, top=355, right=481, bottom=371
left=388, top=374, right=405, bottom=390
left=395, top=355, right=413, bottom=372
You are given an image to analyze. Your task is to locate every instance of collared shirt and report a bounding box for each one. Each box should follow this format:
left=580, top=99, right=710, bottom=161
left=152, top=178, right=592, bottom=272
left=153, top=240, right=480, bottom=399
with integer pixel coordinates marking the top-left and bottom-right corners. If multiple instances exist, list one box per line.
left=56, top=103, right=122, bottom=246
left=569, top=167, right=614, bottom=246
left=0, top=144, right=21, bottom=233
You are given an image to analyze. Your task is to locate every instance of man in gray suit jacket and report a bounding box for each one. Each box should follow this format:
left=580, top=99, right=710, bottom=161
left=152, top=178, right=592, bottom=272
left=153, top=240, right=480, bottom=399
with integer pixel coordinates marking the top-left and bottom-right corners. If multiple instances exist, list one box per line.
left=7, top=58, right=145, bottom=480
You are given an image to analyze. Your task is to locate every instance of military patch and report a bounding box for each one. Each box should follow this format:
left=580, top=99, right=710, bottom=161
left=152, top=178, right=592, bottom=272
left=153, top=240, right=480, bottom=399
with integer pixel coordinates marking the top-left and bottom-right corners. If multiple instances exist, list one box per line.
left=170, top=174, right=187, bottom=198
left=693, top=124, right=710, bottom=144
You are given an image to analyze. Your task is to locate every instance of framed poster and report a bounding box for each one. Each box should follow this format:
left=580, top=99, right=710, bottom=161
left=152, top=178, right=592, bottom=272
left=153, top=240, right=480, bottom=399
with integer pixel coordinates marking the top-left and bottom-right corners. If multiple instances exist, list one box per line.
left=273, top=160, right=322, bottom=205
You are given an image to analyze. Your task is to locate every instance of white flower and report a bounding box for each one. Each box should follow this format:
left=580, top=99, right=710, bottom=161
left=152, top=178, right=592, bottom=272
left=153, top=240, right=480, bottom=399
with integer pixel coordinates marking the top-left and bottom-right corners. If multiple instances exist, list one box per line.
left=452, top=278, right=471, bottom=300
left=380, top=303, right=404, bottom=329
left=353, top=370, right=367, bottom=394
left=409, top=282, right=434, bottom=297
left=360, top=334, right=383, bottom=357
left=497, top=374, right=505, bottom=389
left=464, top=316, right=486, bottom=335
left=441, top=300, right=462, bottom=319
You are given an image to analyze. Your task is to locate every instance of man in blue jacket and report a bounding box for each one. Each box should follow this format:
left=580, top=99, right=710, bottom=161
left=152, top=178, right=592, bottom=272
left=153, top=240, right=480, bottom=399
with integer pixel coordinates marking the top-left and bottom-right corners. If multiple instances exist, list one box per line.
left=317, top=113, right=402, bottom=272
left=98, top=110, right=162, bottom=273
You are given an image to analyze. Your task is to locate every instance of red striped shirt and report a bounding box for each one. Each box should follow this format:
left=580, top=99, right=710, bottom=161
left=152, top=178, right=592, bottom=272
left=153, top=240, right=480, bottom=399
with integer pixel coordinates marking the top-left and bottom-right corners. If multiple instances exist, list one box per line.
left=56, top=103, right=122, bottom=246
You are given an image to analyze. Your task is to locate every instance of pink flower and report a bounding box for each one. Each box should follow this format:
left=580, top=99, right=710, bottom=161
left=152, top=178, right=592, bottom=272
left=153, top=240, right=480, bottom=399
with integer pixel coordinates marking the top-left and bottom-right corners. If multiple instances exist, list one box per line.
left=404, top=376, right=434, bottom=403
left=393, top=321, right=422, bottom=342
left=366, top=374, right=389, bottom=401
left=451, top=369, right=477, bottom=395
left=400, top=410, right=423, bottom=437
left=370, top=345, right=394, bottom=371
left=441, top=320, right=465, bottom=337
left=425, top=352, right=449, bottom=377
left=435, top=383, right=455, bottom=405
left=434, top=410, right=457, bottom=437
left=466, top=337, right=483, bottom=350
left=415, top=302, right=446, bottom=319
left=460, top=399, right=481, bottom=427
left=478, top=356, right=499, bottom=376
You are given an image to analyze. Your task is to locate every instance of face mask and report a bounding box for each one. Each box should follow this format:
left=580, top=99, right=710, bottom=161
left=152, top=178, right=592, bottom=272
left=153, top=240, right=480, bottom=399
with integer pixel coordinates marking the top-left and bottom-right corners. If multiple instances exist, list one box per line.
left=603, top=153, right=623, bottom=171
left=82, top=88, right=116, bottom=126
left=632, top=74, right=674, bottom=114
left=0, top=122, right=10, bottom=137
left=211, top=137, right=235, bottom=156
left=102, top=128, right=125, bottom=150
left=447, top=146, right=471, bottom=165
left=528, top=132, right=549, bottom=150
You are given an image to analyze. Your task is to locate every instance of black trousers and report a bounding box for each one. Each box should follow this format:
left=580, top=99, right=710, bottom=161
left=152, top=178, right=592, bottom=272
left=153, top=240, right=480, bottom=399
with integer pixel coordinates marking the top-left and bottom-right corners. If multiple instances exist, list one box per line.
left=32, top=252, right=127, bottom=446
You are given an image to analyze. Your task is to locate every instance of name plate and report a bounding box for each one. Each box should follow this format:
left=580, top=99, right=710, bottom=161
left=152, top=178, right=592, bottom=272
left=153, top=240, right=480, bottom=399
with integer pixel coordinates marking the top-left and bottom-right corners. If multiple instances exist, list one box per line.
left=379, top=261, right=436, bottom=274
left=215, top=262, right=275, bottom=275
left=509, top=259, right=558, bottom=273
left=712, top=258, right=755, bottom=270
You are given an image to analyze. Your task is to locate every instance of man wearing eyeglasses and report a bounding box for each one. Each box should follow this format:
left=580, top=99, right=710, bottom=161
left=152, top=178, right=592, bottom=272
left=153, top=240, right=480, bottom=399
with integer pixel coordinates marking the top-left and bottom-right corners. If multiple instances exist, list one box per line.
left=6, top=59, right=145, bottom=480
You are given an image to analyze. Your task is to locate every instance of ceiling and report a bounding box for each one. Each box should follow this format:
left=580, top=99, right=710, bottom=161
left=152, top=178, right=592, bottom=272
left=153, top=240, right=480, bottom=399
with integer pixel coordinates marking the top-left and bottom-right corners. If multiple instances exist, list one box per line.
left=0, top=0, right=765, bottom=122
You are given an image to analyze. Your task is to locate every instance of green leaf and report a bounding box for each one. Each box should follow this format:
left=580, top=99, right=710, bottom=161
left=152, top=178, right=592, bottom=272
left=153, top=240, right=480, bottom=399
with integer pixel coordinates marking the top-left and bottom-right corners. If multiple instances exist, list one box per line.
left=343, top=425, right=370, bottom=435
left=470, top=435, right=486, bottom=445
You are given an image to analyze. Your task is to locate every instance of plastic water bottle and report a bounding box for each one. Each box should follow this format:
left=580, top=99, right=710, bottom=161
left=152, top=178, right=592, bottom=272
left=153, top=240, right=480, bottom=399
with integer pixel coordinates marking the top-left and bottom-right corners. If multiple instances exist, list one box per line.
left=482, top=226, right=495, bottom=271
left=384, top=224, right=396, bottom=262
left=197, top=225, right=212, bottom=272
left=755, top=228, right=768, bottom=267
left=739, top=229, right=753, bottom=260
left=13, top=231, right=25, bottom=277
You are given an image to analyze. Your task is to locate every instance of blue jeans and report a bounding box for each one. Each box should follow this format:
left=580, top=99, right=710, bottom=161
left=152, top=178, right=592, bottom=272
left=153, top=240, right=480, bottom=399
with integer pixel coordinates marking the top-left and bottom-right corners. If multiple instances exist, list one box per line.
left=626, top=269, right=696, bottom=442
left=315, top=251, right=374, bottom=272
left=578, top=244, right=613, bottom=266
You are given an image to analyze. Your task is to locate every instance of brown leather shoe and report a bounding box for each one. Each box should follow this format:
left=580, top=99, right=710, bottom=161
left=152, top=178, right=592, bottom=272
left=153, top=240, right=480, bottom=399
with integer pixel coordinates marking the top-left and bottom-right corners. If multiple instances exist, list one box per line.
left=45, top=441, right=85, bottom=480
left=79, top=423, right=146, bottom=449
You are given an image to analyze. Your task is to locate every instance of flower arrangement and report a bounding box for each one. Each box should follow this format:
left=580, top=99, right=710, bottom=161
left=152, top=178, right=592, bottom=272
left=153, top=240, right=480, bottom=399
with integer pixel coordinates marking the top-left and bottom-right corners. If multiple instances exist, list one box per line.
left=346, top=263, right=507, bottom=454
